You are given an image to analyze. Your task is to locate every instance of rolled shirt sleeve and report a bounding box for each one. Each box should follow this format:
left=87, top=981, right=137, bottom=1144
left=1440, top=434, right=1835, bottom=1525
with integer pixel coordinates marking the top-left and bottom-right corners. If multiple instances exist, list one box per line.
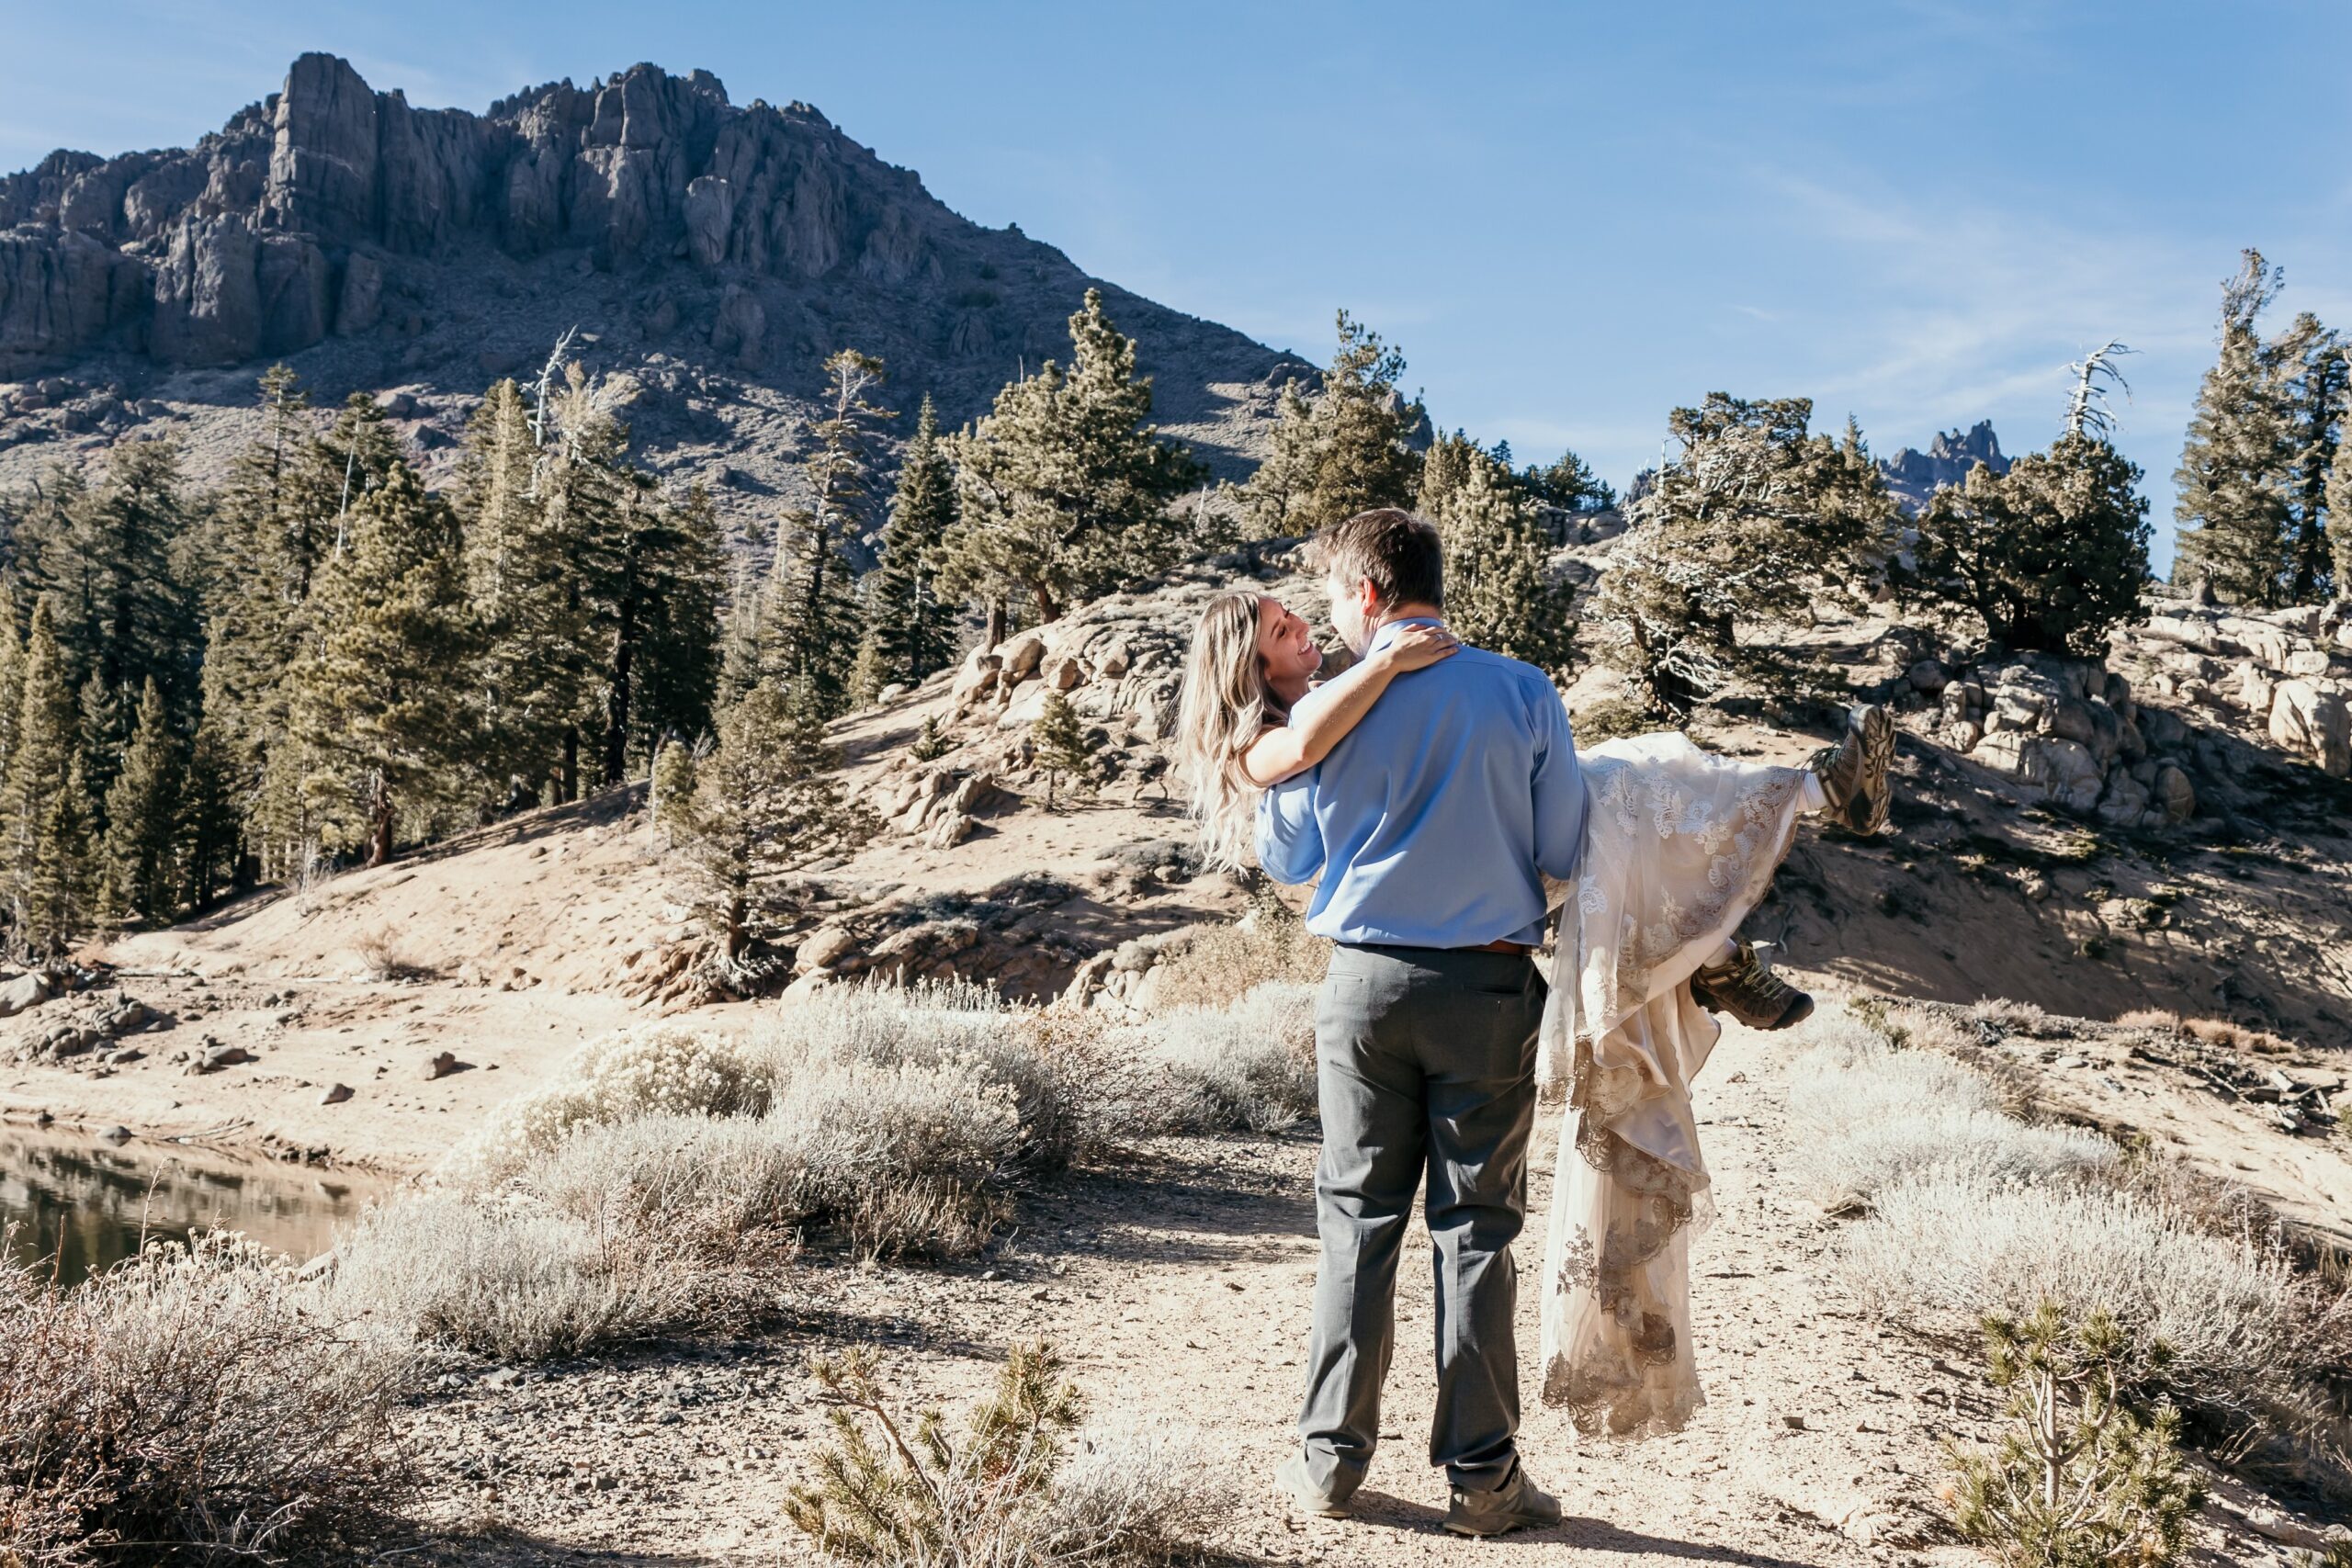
left=1254, top=772, right=1328, bottom=886
left=1530, top=686, right=1589, bottom=884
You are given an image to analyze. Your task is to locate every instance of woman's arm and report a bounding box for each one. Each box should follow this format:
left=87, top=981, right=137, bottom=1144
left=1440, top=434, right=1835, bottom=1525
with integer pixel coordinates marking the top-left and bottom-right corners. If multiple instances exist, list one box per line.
left=1238, top=624, right=1459, bottom=787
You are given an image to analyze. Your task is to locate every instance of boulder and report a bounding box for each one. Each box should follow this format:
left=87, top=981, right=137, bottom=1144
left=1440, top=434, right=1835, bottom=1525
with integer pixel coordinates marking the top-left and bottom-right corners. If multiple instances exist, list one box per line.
left=711, top=283, right=765, bottom=367
left=0, top=971, right=53, bottom=1017
left=424, top=1049, right=459, bottom=1080
left=999, top=631, right=1047, bottom=682
left=2268, top=680, right=2351, bottom=776
left=924, top=810, right=976, bottom=849
left=951, top=650, right=1003, bottom=710
left=335, top=250, right=384, bottom=334
left=684, top=175, right=734, bottom=266
left=320, top=1083, right=353, bottom=1105
left=794, top=923, right=858, bottom=975
left=1041, top=654, right=1085, bottom=692
left=1904, top=659, right=1948, bottom=695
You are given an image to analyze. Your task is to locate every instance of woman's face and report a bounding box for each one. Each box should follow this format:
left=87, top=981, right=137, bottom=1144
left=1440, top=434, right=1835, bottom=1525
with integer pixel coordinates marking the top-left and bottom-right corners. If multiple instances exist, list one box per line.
left=1254, top=596, right=1321, bottom=687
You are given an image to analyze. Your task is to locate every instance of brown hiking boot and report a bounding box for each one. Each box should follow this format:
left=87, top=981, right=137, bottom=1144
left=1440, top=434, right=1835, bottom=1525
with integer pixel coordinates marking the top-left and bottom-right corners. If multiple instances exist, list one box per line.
left=1692, top=942, right=1815, bottom=1030
left=1809, top=703, right=1895, bottom=835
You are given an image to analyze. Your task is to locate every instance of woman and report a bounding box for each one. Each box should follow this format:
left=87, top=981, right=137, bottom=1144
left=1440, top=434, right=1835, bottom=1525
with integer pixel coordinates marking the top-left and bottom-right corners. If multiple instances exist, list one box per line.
left=1174, top=587, right=1894, bottom=1439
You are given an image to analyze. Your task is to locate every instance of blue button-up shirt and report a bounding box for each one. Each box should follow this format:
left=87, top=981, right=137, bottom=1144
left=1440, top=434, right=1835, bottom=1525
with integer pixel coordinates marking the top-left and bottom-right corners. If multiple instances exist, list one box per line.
left=1254, top=617, right=1588, bottom=947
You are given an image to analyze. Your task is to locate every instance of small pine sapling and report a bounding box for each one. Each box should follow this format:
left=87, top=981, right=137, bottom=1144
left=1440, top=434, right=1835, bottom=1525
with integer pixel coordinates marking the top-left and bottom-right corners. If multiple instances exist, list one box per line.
left=1030, top=690, right=1097, bottom=810
left=1946, top=1299, right=2203, bottom=1568
left=784, top=1339, right=1082, bottom=1562
left=910, top=715, right=953, bottom=763
left=650, top=739, right=698, bottom=846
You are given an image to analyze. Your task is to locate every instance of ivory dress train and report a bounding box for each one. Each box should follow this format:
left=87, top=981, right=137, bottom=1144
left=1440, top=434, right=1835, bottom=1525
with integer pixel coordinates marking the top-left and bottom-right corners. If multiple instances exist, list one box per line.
left=1534, top=733, right=1810, bottom=1438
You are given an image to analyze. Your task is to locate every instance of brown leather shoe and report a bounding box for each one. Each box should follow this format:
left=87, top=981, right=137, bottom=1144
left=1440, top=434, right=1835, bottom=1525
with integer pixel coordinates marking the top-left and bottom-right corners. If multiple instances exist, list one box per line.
left=1692, top=941, right=1815, bottom=1030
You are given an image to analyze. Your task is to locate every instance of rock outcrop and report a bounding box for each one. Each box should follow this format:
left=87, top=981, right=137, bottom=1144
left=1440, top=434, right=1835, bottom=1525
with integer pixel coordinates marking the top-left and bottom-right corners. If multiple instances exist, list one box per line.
left=1934, top=655, right=2196, bottom=829
left=2121, top=598, right=2352, bottom=778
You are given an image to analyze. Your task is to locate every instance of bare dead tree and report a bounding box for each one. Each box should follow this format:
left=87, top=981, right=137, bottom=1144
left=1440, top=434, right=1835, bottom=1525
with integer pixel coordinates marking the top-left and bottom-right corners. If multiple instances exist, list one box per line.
left=2063, top=341, right=2137, bottom=442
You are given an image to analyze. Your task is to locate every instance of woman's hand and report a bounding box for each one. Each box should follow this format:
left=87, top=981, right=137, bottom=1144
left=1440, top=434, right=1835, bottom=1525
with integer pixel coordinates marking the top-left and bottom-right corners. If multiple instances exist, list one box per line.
left=1376, top=624, right=1462, bottom=672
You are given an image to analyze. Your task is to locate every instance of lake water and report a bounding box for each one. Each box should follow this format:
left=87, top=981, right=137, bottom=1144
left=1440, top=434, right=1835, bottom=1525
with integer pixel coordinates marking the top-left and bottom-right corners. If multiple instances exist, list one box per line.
left=0, top=1123, right=385, bottom=1287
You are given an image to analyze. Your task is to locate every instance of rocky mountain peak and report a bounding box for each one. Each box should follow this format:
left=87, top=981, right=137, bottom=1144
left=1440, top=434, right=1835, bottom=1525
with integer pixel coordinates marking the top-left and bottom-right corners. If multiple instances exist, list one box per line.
left=1877, top=419, right=2011, bottom=512
left=0, top=52, right=1293, bottom=497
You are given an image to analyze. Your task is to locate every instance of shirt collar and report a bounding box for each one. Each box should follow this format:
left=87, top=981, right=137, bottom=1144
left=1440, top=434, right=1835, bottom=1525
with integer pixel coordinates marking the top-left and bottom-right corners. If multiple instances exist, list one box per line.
left=1366, top=615, right=1445, bottom=653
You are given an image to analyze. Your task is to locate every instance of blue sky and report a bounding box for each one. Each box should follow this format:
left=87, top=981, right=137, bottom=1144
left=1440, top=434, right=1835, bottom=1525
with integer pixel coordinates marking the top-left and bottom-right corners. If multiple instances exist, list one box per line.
left=7, top=1, right=2351, bottom=570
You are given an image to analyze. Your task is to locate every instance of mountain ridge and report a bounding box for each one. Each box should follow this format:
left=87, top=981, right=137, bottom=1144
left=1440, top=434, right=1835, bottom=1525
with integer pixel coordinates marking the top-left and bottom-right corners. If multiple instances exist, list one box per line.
left=0, top=52, right=1305, bottom=513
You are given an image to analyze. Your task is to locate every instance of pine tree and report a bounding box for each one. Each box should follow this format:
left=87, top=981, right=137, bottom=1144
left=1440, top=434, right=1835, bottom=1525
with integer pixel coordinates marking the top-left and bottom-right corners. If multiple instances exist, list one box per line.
left=2329, top=389, right=2352, bottom=603
left=5, top=601, right=86, bottom=954
left=2271, top=312, right=2346, bottom=603
left=1431, top=448, right=1576, bottom=671
left=101, top=678, right=182, bottom=929
left=301, top=395, right=405, bottom=591
left=1902, top=434, right=2151, bottom=656
left=177, top=716, right=241, bottom=911
left=285, top=464, right=479, bottom=867
left=763, top=349, right=891, bottom=723
left=910, top=715, right=952, bottom=762
left=938, top=291, right=1208, bottom=623
left=1593, top=395, right=1897, bottom=716
left=1240, top=310, right=1424, bottom=537
left=859, top=396, right=960, bottom=688
left=650, top=739, right=698, bottom=847
left=76, top=671, right=128, bottom=816
left=2175, top=251, right=2296, bottom=605
left=1518, top=448, right=1614, bottom=512
left=1031, top=689, right=1096, bottom=810
left=679, top=684, right=876, bottom=968
left=605, top=481, right=726, bottom=780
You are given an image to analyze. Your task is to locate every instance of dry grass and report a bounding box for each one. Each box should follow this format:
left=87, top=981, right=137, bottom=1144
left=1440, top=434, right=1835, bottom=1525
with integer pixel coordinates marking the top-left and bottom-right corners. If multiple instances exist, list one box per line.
left=1145, top=901, right=1329, bottom=1013
left=1801, top=1002, right=2352, bottom=1494
left=0, top=1231, right=412, bottom=1566
left=349, top=926, right=441, bottom=983
left=1118, top=983, right=1317, bottom=1134
left=1024, top=1429, right=1237, bottom=1565
left=1787, top=1015, right=2114, bottom=1213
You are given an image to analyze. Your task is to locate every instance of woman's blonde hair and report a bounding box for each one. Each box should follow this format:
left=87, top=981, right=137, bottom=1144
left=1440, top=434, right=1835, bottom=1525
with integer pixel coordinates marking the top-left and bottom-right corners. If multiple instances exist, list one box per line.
left=1175, top=589, right=1282, bottom=872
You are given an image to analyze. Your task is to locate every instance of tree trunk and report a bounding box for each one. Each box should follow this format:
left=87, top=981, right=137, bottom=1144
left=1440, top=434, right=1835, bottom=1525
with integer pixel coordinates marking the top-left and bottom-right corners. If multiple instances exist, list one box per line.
left=560, top=727, right=580, bottom=804
left=603, top=613, right=636, bottom=786
left=367, top=778, right=395, bottom=869
left=984, top=599, right=1006, bottom=651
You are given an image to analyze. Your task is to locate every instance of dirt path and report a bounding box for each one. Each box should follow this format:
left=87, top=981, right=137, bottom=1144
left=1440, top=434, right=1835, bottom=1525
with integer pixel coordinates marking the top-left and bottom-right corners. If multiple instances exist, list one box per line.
left=393, top=1018, right=2051, bottom=1566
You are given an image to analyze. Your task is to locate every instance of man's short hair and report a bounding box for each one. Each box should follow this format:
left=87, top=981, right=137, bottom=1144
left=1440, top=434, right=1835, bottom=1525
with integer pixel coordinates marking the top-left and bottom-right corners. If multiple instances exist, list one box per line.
left=1311, top=508, right=1444, bottom=610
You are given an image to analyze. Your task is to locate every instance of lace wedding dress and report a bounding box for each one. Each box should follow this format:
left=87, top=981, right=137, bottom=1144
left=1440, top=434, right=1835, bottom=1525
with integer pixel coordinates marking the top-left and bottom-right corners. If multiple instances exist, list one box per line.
left=1534, top=733, right=1809, bottom=1438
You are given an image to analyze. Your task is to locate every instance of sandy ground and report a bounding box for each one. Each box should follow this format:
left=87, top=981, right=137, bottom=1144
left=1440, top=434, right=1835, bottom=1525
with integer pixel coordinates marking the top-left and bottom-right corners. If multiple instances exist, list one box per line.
left=380, top=1015, right=2334, bottom=1568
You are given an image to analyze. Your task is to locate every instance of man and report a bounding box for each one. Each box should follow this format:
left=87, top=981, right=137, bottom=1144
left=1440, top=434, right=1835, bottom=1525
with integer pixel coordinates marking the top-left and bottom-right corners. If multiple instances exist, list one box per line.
left=1257, top=507, right=1586, bottom=1538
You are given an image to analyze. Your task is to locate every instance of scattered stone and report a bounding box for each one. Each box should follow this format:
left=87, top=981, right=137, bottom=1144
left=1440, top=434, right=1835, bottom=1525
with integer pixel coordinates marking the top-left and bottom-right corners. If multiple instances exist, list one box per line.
left=425, top=1050, right=459, bottom=1080
left=0, top=971, right=52, bottom=1017
left=96, top=1125, right=130, bottom=1142
left=320, top=1082, right=354, bottom=1105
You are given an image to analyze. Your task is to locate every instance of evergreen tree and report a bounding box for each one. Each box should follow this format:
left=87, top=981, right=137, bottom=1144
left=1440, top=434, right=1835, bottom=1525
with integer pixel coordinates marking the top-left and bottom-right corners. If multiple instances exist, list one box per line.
left=1431, top=448, right=1576, bottom=672
left=1593, top=395, right=1897, bottom=716
left=939, top=291, right=1208, bottom=623
left=285, top=464, right=479, bottom=867
left=0, top=587, right=23, bottom=806
left=1416, top=429, right=1484, bottom=518
left=1518, top=448, right=1614, bottom=512
left=650, top=739, right=698, bottom=847
left=77, top=671, right=128, bottom=816
left=2272, top=311, right=2346, bottom=603
left=24, top=761, right=96, bottom=957
left=1030, top=689, right=1097, bottom=810
left=13, top=438, right=200, bottom=717
left=101, top=678, right=182, bottom=929
left=860, top=396, right=960, bottom=688
left=2175, top=251, right=2296, bottom=605
left=764, top=349, right=891, bottom=722
left=177, top=716, right=241, bottom=911
left=300, top=394, right=405, bottom=592
left=910, top=715, right=952, bottom=762
left=605, top=481, right=727, bottom=780
left=2329, top=390, right=2352, bottom=603
left=1240, top=310, right=1424, bottom=537
left=679, top=684, right=876, bottom=968
left=1901, top=434, right=2151, bottom=656
left=5, top=601, right=85, bottom=953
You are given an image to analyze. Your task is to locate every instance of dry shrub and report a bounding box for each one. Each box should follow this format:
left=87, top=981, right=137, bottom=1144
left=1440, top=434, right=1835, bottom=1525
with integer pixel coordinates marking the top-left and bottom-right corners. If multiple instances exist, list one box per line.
left=1025, top=1429, right=1237, bottom=1565
left=1116, top=983, right=1317, bottom=1134
left=0, top=1232, right=411, bottom=1566
left=350, top=927, right=439, bottom=983
left=457, top=1021, right=768, bottom=1182
left=752, top=979, right=1085, bottom=1172
left=2116, top=1008, right=2184, bottom=1034
left=331, top=1194, right=698, bottom=1362
left=2182, top=1016, right=2300, bottom=1057
left=1847, top=1168, right=2350, bottom=1487
left=1145, top=902, right=1329, bottom=1014
left=1970, top=997, right=2058, bottom=1038
left=1788, top=1017, right=2113, bottom=1213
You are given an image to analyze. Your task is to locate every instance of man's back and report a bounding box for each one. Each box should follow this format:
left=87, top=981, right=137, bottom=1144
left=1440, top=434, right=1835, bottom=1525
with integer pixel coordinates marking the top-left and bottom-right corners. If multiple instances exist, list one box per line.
left=1256, top=618, right=1587, bottom=948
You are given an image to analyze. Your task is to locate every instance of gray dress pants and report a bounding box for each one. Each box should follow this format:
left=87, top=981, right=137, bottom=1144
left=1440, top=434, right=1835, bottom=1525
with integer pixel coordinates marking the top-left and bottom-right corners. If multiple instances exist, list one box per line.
left=1295, top=942, right=1544, bottom=1500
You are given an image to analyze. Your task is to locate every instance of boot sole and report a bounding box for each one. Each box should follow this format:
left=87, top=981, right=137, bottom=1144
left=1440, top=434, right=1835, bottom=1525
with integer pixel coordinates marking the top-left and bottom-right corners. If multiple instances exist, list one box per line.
left=1444, top=1512, right=1561, bottom=1538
